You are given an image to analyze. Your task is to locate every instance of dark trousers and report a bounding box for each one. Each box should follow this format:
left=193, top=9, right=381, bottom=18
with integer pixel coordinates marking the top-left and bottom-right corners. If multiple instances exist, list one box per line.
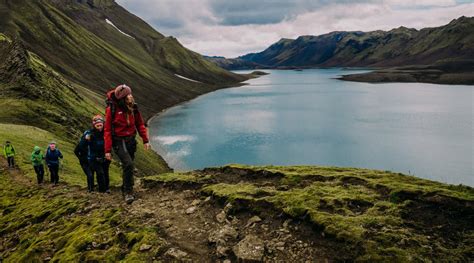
left=113, top=137, right=137, bottom=194
left=80, top=161, right=93, bottom=191
left=89, top=159, right=111, bottom=193
left=34, top=165, right=44, bottom=184
left=7, top=156, right=15, bottom=167
left=104, top=160, right=110, bottom=191
left=48, top=164, right=59, bottom=184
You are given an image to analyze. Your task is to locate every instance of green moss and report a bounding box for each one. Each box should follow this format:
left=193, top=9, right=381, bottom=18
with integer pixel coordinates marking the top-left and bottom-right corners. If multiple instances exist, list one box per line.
left=174, top=164, right=474, bottom=261
left=0, top=171, right=167, bottom=262
left=0, top=33, right=10, bottom=42
left=144, top=172, right=211, bottom=184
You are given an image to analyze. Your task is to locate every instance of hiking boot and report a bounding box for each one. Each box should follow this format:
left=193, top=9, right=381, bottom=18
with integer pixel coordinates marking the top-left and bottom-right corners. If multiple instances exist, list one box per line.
left=125, top=194, right=134, bottom=204
left=105, top=189, right=111, bottom=194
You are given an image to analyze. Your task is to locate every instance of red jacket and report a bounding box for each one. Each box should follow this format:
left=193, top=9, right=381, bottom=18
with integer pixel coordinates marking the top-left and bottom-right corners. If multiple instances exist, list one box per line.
left=104, top=94, right=149, bottom=153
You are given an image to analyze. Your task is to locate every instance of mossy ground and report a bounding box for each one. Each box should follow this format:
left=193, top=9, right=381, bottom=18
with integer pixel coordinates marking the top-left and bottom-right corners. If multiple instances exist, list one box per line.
left=144, top=164, right=474, bottom=261
left=0, top=161, right=170, bottom=262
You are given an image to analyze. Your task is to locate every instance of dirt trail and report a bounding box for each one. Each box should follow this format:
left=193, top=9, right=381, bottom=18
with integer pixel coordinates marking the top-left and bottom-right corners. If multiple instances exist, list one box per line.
left=0, top=160, right=342, bottom=262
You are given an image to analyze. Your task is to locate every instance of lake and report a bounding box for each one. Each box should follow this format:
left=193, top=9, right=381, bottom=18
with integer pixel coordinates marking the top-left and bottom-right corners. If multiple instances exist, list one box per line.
left=149, top=69, right=473, bottom=186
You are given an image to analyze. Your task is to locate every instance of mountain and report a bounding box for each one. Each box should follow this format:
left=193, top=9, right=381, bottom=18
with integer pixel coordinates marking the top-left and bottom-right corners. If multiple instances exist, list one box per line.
left=210, top=16, right=474, bottom=73
left=0, top=0, right=253, bottom=176
left=0, top=0, right=247, bottom=118
left=204, top=55, right=262, bottom=70
left=1, top=2, right=473, bottom=261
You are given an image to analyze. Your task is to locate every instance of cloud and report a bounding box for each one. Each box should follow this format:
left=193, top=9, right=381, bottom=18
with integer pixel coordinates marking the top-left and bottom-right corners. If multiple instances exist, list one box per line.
left=116, top=0, right=474, bottom=57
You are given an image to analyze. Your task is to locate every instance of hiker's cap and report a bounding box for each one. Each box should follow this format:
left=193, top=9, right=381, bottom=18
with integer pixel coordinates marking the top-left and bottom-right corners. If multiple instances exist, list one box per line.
left=5, top=140, right=10, bottom=144
left=92, top=114, right=105, bottom=125
left=114, top=84, right=132, bottom=100
left=34, top=146, right=41, bottom=152
left=49, top=141, right=56, bottom=145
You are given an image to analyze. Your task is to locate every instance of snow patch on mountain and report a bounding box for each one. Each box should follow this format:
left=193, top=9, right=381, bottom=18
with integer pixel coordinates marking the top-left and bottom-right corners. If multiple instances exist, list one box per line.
left=175, top=74, right=202, bottom=83
left=105, top=19, right=135, bottom=39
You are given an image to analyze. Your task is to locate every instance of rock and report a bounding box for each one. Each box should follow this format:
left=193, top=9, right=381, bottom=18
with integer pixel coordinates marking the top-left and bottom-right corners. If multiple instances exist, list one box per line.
left=165, top=248, right=188, bottom=259
left=283, top=219, right=291, bottom=228
left=191, top=199, right=201, bottom=206
left=216, top=210, right=227, bottom=223
left=231, top=216, right=240, bottom=225
left=233, top=235, right=265, bottom=262
left=162, top=220, right=173, bottom=228
left=216, top=245, right=230, bottom=257
left=245, top=216, right=262, bottom=227
left=91, top=242, right=99, bottom=248
left=275, top=241, right=285, bottom=247
left=44, top=256, right=52, bottom=261
left=223, top=203, right=233, bottom=214
left=142, top=209, right=154, bottom=218
left=139, top=244, right=152, bottom=251
left=223, top=260, right=231, bottom=263
left=186, top=206, right=197, bottom=214
left=208, top=225, right=239, bottom=245
left=203, top=196, right=212, bottom=203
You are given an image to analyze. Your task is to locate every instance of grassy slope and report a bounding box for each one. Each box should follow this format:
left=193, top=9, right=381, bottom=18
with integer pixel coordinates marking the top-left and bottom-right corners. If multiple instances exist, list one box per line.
left=144, top=165, right=474, bottom=261
left=0, top=35, right=170, bottom=177
left=0, top=0, right=246, bottom=118
left=0, top=124, right=122, bottom=187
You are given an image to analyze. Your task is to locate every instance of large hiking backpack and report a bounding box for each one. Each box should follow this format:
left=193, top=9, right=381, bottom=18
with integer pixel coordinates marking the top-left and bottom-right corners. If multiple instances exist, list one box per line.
left=105, top=89, right=140, bottom=137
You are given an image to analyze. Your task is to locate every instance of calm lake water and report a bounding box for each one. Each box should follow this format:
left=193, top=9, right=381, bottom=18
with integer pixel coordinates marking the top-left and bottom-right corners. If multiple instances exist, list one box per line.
left=149, top=69, right=473, bottom=186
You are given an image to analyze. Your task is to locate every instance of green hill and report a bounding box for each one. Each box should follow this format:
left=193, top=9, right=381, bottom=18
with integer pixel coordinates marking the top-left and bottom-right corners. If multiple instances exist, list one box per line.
left=0, top=0, right=251, bottom=176
left=1, top=0, right=247, bottom=118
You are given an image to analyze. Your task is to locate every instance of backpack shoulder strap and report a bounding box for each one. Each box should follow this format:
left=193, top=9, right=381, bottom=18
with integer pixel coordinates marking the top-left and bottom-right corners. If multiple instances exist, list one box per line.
left=106, top=95, right=117, bottom=137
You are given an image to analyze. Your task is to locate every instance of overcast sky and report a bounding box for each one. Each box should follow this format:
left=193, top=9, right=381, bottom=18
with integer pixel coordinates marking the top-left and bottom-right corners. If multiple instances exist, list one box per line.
left=116, top=0, right=474, bottom=57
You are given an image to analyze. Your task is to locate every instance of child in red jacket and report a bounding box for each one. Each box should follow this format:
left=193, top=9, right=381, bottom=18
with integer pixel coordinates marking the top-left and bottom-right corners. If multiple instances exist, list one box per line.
left=104, top=84, right=151, bottom=204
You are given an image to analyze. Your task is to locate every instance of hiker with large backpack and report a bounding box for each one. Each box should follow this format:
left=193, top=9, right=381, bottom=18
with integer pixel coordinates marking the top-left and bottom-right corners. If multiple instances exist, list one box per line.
left=78, top=115, right=111, bottom=193
left=4, top=141, right=16, bottom=168
left=104, top=84, right=150, bottom=204
left=31, top=146, right=45, bottom=184
left=45, top=141, right=63, bottom=185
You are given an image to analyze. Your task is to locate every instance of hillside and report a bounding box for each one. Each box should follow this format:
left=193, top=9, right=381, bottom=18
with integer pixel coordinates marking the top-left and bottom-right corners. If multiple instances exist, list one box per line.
left=1, top=162, right=472, bottom=261
left=209, top=16, right=474, bottom=84
left=0, top=0, right=247, bottom=118
left=0, top=0, right=253, bottom=176
left=0, top=34, right=169, bottom=178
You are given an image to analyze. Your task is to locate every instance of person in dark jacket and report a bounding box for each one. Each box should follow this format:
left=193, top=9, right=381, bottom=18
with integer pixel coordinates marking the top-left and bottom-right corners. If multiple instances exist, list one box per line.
left=31, top=146, right=45, bottom=184
left=45, top=141, right=63, bottom=185
left=104, top=84, right=150, bottom=204
left=75, top=131, right=93, bottom=191
left=79, top=115, right=110, bottom=193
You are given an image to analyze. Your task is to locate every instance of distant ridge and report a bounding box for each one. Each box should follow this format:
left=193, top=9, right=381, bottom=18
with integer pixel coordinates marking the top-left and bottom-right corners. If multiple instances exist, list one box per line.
left=208, top=16, right=474, bottom=72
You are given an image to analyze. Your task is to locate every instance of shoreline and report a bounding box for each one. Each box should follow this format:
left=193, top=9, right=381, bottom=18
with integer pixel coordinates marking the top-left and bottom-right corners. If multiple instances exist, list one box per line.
left=147, top=70, right=269, bottom=125
left=147, top=71, right=269, bottom=170
left=338, top=69, right=474, bottom=85
left=224, top=65, right=474, bottom=85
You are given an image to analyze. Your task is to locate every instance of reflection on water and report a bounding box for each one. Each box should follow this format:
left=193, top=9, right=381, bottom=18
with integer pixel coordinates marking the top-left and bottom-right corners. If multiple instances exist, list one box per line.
left=149, top=69, right=474, bottom=186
